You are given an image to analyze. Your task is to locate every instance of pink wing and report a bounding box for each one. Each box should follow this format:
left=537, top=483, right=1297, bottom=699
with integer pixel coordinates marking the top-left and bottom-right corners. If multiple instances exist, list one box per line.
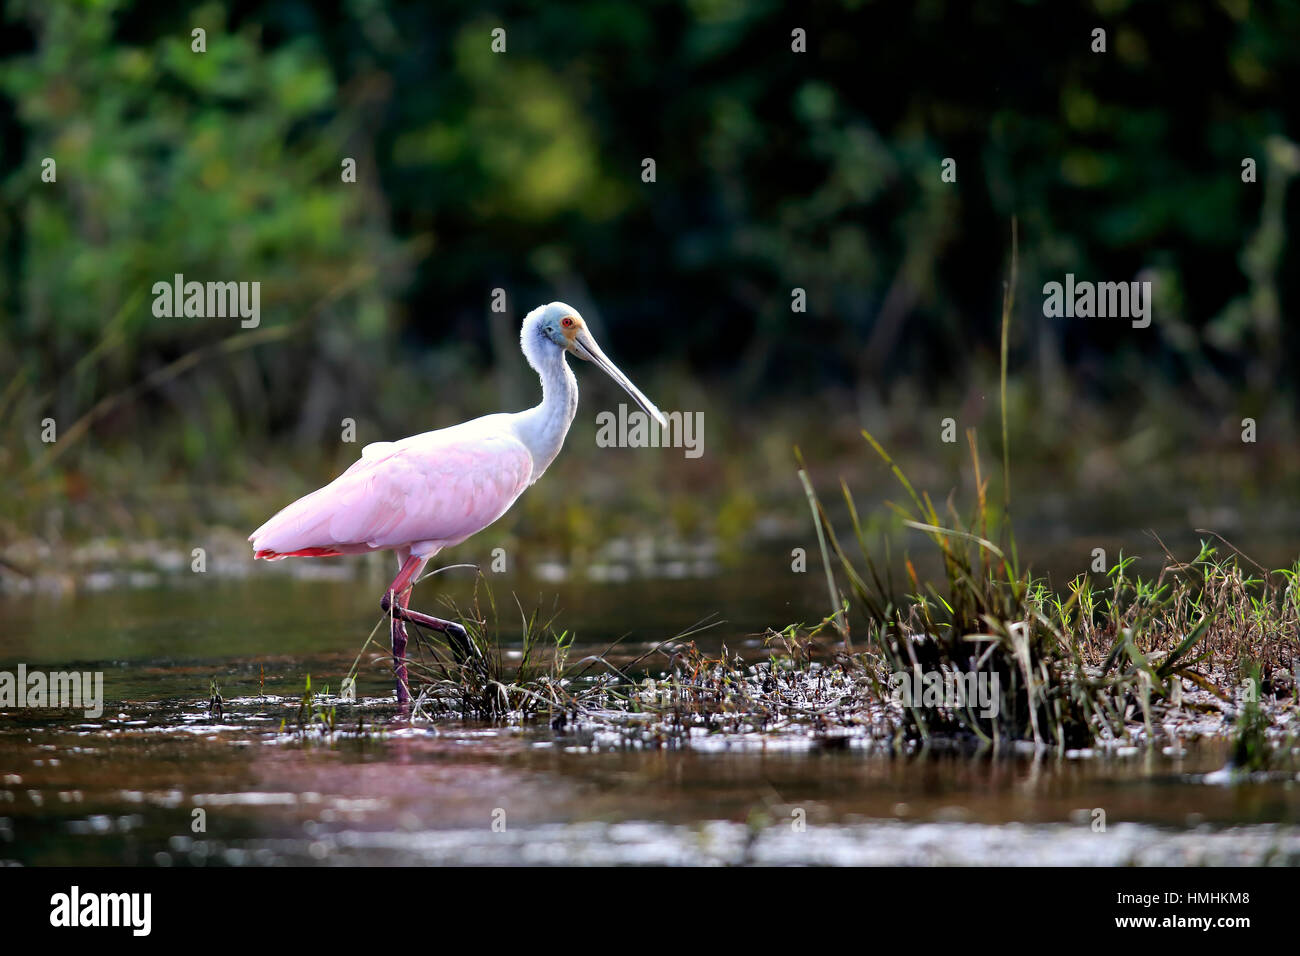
left=250, top=429, right=534, bottom=558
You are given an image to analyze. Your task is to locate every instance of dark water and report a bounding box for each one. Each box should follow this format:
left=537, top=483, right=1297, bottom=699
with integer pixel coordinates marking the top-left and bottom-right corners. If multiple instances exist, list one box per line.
left=2, top=558, right=1299, bottom=866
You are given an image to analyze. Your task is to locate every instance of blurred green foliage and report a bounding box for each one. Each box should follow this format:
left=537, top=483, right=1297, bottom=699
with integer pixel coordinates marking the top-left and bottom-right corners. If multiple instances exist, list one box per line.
left=0, top=0, right=1298, bottom=545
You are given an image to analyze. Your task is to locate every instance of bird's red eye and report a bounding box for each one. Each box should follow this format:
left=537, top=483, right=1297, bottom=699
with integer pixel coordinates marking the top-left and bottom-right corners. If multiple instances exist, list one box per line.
left=561, top=317, right=574, bottom=328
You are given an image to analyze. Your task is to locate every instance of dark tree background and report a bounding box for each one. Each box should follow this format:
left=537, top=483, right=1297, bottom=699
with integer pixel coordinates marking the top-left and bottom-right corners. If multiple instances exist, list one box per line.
left=1, top=0, right=1296, bottom=546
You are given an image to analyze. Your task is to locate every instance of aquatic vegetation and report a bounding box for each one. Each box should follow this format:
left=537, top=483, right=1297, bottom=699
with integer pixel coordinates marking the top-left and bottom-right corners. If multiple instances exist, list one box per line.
left=1232, top=664, right=1271, bottom=772
left=794, top=238, right=1298, bottom=751
left=207, top=677, right=224, bottom=722
left=413, top=587, right=578, bottom=722
left=276, top=674, right=338, bottom=737
left=349, top=574, right=583, bottom=722
left=803, top=428, right=1298, bottom=751
left=388, top=559, right=1297, bottom=754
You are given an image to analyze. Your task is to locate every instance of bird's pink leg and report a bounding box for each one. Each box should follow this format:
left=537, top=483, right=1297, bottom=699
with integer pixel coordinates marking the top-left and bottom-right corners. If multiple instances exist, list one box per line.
left=381, top=554, right=479, bottom=703
left=384, top=555, right=425, bottom=705
left=392, top=587, right=414, bottom=705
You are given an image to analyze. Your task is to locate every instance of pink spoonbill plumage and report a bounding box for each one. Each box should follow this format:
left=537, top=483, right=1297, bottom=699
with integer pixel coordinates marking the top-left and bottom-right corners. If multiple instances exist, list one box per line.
left=250, top=302, right=666, bottom=703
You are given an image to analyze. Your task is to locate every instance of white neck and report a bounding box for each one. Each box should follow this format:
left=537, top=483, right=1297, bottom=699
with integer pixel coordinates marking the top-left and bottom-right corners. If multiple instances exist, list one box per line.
left=513, top=341, right=578, bottom=481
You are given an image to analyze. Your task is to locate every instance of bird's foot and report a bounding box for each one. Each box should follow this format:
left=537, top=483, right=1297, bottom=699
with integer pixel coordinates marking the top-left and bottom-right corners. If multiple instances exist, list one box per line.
left=442, top=621, right=485, bottom=671
left=386, top=603, right=483, bottom=673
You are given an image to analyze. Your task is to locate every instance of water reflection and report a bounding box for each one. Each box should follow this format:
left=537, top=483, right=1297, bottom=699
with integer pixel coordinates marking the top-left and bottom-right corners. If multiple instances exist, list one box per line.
left=1, top=552, right=1298, bottom=866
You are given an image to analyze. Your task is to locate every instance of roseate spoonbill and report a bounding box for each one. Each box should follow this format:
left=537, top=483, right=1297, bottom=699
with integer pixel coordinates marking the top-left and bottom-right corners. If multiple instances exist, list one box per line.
left=250, top=302, right=666, bottom=703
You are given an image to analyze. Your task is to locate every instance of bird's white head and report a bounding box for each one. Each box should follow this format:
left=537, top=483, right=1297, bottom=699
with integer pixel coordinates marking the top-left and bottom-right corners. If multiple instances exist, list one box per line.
left=521, top=302, right=667, bottom=428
